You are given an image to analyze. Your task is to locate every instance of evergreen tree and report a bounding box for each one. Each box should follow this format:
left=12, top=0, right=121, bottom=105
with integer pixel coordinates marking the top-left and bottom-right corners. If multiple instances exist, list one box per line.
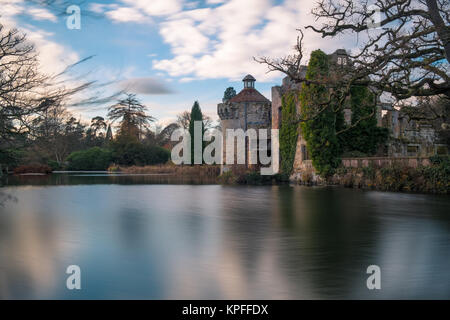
left=188, top=101, right=204, bottom=164
left=107, top=93, right=154, bottom=140
left=105, top=124, right=113, bottom=142
left=223, top=87, right=236, bottom=102
left=300, top=49, right=341, bottom=177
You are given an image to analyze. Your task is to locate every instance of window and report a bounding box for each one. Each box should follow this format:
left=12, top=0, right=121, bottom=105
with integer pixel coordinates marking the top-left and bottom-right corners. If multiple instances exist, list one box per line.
left=301, top=144, right=308, bottom=160
left=337, top=56, right=347, bottom=65
left=436, top=145, right=448, bottom=155
left=244, top=81, right=254, bottom=89
left=278, top=106, right=282, bottom=127
left=406, top=145, right=419, bottom=156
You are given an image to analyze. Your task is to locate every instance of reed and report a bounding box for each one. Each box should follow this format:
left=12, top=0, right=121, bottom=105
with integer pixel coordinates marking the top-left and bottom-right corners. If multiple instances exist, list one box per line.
left=108, top=164, right=221, bottom=176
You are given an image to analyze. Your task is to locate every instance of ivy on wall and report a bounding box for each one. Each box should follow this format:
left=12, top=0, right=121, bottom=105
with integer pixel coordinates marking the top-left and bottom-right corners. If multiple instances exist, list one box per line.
left=300, top=49, right=341, bottom=178
left=279, top=92, right=299, bottom=175
left=339, top=85, right=388, bottom=156
left=279, top=50, right=389, bottom=178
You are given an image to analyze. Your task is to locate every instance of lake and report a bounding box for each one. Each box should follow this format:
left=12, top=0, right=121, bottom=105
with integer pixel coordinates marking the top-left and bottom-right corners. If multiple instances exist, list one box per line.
left=0, top=173, right=449, bottom=299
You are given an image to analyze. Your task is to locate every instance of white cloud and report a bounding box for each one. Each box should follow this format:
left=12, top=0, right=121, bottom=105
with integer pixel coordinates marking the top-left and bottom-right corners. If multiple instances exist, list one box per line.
left=95, top=0, right=184, bottom=24
left=0, top=1, right=78, bottom=75
left=0, top=1, right=57, bottom=22
left=160, top=18, right=210, bottom=55
left=23, top=28, right=79, bottom=75
left=120, top=0, right=183, bottom=17
left=152, top=0, right=354, bottom=82
left=106, top=7, right=149, bottom=23
left=27, top=7, right=57, bottom=22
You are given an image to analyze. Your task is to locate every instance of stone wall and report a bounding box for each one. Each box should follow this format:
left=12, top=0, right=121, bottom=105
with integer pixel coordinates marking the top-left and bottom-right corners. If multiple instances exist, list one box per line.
left=271, top=86, right=282, bottom=130
left=290, top=157, right=433, bottom=184
left=341, top=157, right=431, bottom=169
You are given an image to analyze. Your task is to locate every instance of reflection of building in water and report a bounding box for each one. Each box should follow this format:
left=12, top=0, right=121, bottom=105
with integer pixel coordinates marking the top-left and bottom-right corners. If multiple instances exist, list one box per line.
left=217, top=75, right=272, bottom=173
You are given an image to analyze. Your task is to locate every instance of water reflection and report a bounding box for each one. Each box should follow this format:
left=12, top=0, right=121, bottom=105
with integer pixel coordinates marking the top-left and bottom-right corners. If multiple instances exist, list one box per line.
left=0, top=175, right=449, bottom=299
left=2, top=173, right=217, bottom=187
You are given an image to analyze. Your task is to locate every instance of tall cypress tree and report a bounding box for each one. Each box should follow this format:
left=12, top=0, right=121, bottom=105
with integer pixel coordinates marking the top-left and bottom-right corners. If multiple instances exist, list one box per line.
left=188, top=101, right=204, bottom=164
left=300, top=49, right=341, bottom=177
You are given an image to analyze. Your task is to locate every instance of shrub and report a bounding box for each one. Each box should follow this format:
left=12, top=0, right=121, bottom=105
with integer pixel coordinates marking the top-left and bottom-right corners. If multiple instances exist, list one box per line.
left=13, top=164, right=52, bottom=174
left=47, top=160, right=61, bottom=171
left=66, top=147, right=113, bottom=171
left=110, top=138, right=170, bottom=166
left=218, top=171, right=237, bottom=184
left=333, top=160, right=449, bottom=194
left=341, top=150, right=368, bottom=158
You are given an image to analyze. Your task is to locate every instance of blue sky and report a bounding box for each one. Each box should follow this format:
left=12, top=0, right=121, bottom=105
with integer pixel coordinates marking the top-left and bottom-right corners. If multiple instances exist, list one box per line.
left=1, top=0, right=353, bottom=126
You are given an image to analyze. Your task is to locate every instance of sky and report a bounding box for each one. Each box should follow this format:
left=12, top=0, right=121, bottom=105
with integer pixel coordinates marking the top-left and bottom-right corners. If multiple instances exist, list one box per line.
left=1, top=0, right=355, bottom=127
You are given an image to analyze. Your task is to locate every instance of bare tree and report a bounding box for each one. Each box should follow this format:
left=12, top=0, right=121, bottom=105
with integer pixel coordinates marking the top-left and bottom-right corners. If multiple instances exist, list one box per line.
left=307, top=0, right=449, bottom=99
left=257, top=0, right=449, bottom=103
left=0, top=22, right=118, bottom=172
left=176, top=110, right=214, bottom=130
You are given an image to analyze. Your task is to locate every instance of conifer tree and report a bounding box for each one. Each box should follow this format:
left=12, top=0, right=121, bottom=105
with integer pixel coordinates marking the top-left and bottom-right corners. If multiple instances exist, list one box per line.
left=188, top=101, right=204, bottom=164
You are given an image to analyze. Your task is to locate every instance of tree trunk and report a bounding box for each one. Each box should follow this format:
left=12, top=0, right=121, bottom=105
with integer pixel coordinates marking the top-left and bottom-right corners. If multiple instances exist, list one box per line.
left=426, top=0, right=450, bottom=62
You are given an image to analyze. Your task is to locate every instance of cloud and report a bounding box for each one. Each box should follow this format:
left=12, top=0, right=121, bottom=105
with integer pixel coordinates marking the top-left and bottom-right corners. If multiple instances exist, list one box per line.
left=94, top=0, right=184, bottom=23
left=0, top=1, right=78, bottom=75
left=0, top=1, right=57, bottom=22
left=119, top=77, right=175, bottom=95
left=206, top=0, right=226, bottom=4
left=27, top=7, right=57, bottom=22
left=151, top=0, right=354, bottom=82
left=96, top=0, right=355, bottom=83
left=105, top=6, right=149, bottom=23
left=121, top=0, right=183, bottom=16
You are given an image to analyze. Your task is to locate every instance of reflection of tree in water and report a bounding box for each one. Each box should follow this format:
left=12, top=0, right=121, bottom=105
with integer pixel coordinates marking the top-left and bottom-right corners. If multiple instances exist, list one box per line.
left=220, top=187, right=275, bottom=283
left=274, top=186, right=381, bottom=299
left=118, top=208, right=148, bottom=249
left=4, top=173, right=218, bottom=187
left=0, top=180, right=17, bottom=206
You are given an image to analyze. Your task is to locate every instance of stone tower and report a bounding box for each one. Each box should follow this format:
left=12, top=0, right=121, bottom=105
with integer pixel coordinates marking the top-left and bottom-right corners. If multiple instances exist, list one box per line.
left=218, top=74, right=272, bottom=172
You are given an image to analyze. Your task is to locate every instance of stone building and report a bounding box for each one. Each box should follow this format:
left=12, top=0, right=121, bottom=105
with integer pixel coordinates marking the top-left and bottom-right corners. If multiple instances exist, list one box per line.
left=271, top=49, right=364, bottom=174
left=382, top=106, right=448, bottom=157
left=217, top=75, right=272, bottom=172
left=217, top=51, right=448, bottom=177
left=271, top=48, right=448, bottom=177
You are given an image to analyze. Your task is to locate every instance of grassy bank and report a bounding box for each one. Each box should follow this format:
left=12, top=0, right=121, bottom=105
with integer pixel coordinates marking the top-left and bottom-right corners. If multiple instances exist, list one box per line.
left=330, top=156, right=449, bottom=194
left=218, top=170, right=289, bottom=185
left=108, top=164, right=221, bottom=177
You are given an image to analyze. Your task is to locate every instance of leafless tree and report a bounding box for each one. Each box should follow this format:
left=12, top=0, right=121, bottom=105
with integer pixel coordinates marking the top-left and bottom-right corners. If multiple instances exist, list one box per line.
left=176, top=110, right=214, bottom=130
left=254, top=0, right=450, bottom=135
left=257, top=0, right=449, bottom=105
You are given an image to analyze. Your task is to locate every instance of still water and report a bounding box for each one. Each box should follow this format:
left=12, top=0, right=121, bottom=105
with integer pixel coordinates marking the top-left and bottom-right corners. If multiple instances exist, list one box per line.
left=0, top=173, right=449, bottom=299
